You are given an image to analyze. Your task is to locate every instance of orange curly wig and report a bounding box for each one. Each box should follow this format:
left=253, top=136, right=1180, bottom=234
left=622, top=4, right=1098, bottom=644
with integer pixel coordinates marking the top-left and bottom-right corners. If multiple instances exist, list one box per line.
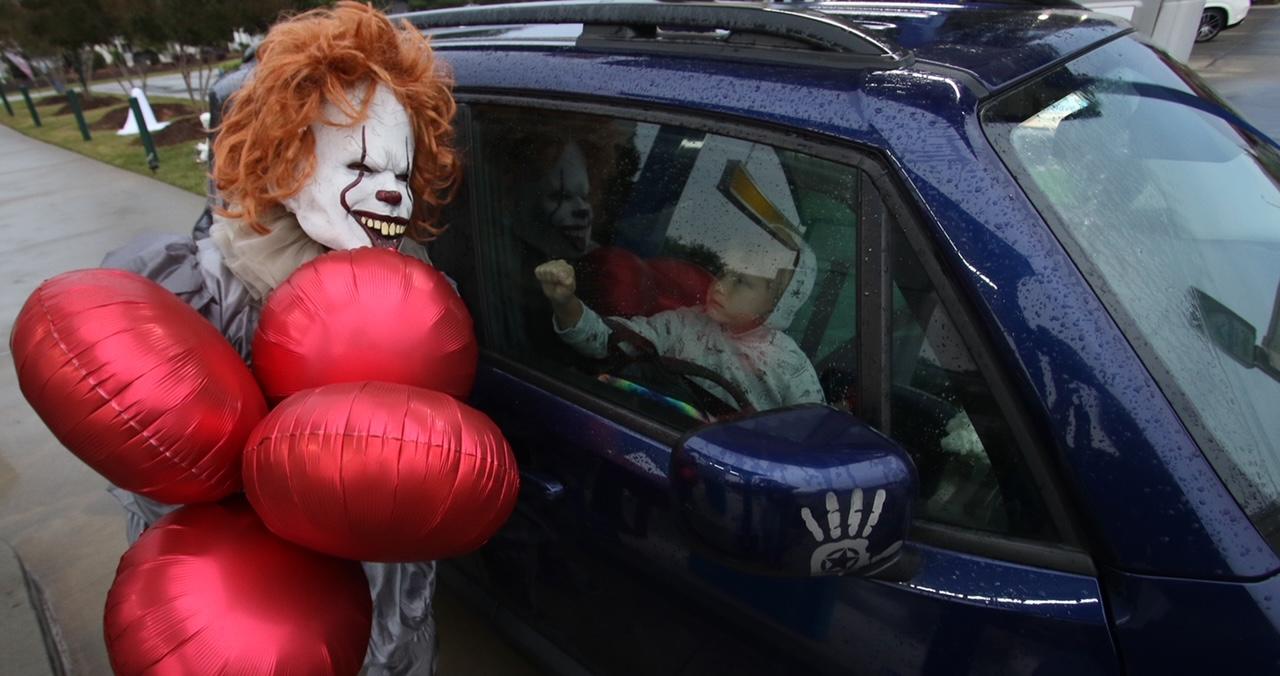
left=213, top=1, right=459, bottom=241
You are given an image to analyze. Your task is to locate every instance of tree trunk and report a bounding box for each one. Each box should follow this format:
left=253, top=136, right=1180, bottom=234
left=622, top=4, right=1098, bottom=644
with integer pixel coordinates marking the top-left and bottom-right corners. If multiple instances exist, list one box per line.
left=110, top=47, right=136, bottom=95
left=176, top=47, right=214, bottom=112
left=75, top=49, right=91, bottom=93
left=196, top=52, right=212, bottom=111
left=178, top=49, right=196, bottom=103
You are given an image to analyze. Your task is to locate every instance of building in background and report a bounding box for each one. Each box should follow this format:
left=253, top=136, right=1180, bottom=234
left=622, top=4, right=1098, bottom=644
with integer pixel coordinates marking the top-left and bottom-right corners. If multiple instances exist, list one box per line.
left=1079, top=0, right=1206, bottom=60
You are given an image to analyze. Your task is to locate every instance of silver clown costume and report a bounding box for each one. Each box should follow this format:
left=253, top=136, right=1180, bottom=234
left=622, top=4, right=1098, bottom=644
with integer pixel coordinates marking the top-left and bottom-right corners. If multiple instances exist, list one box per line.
left=104, top=209, right=440, bottom=675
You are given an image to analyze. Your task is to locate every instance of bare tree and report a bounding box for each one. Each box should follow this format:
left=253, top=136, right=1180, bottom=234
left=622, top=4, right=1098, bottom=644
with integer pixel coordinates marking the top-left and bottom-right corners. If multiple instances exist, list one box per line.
left=154, top=0, right=230, bottom=109
left=155, top=0, right=323, bottom=110
left=101, top=0, right=164, bottom=95
left=2, top=0, right=115, bottom=93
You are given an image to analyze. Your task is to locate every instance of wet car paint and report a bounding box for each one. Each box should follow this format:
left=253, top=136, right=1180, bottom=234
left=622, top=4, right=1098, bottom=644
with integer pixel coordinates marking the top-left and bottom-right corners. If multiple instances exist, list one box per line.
left=464, top=366, right=1122, bottom=675
left=440, top=40, right=1278, bottom=579
left=412, top=2, right=1280, bottom=673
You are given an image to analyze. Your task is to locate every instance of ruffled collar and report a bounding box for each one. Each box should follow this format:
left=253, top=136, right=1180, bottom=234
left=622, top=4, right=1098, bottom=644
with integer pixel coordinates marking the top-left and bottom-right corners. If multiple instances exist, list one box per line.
left=209, top=207, right=328, bottom=301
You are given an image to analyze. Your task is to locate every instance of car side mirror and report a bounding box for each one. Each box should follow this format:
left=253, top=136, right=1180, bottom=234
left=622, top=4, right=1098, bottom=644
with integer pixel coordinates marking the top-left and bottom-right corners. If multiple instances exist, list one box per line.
left=671, top=405, right=917, bottom=578
left=1193, top=286, right=1280, bottom=380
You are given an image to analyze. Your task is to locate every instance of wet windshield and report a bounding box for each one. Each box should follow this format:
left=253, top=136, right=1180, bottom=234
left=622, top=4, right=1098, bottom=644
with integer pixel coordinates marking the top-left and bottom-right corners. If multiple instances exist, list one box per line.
left=982, top=39, right=1280, bottom=546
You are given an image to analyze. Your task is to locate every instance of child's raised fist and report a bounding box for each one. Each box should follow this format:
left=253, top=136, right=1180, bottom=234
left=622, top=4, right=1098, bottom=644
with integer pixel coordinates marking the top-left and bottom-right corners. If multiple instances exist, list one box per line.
left=535, top=259, right=577, bottom=306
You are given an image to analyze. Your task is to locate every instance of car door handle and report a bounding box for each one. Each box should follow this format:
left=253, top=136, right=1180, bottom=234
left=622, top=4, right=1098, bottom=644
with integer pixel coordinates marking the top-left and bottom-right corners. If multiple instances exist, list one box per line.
left=520, top=470, right=565, bottom=503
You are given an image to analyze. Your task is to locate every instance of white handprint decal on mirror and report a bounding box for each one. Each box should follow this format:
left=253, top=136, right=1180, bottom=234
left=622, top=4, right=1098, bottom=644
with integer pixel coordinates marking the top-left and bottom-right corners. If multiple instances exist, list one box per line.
left=800, top=488, right=887, bottom=575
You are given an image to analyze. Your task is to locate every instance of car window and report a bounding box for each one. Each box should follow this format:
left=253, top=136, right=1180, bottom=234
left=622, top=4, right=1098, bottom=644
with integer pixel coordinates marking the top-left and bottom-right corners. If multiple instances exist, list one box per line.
left=460, top=106, right=837, bottom=427
left=444, top=104, right=1058, bottom=541
left=982, top=38, right=1280, bottom=548
left=891, top=228, right=1059, bottom=540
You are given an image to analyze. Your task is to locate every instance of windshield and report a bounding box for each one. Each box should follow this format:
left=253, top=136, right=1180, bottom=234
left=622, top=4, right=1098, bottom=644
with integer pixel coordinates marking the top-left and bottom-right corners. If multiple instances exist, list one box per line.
left=981, top=39, right=1280, bottom=547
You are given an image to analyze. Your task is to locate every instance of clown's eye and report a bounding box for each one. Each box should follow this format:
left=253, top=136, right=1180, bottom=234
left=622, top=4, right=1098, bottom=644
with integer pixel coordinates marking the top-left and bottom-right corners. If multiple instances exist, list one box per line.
left=347, top=162, right=375, bottom=173
left=395, top=173, right=409, bottom=182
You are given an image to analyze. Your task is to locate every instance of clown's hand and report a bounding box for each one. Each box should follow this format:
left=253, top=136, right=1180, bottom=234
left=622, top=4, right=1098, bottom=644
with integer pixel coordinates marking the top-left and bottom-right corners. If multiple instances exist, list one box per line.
left=535, top=259, right=577, bottom=306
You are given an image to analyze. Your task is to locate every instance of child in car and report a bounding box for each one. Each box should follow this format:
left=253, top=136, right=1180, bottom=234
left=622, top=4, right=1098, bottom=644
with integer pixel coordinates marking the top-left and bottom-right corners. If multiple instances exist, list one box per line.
left=534, top=234, right=824, bottom=413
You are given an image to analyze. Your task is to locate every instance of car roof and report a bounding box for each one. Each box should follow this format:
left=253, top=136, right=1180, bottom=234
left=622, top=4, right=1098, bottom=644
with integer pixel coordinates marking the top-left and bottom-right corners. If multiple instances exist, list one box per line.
left=403, top=0, right=1131, bottom=94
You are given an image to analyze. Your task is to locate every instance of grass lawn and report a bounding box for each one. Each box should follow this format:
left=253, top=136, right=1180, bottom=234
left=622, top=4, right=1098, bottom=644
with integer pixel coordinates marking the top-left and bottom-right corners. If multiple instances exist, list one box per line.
left=0, top=91, right=208, bottom=196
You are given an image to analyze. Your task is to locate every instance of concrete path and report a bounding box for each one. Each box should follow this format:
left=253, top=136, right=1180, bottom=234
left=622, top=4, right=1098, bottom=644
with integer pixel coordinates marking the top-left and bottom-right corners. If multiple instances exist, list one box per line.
left=0, top=123, right=200, bottom=675
left=24, top=70, right=198, bottom=100
left=1188, top=4, right=1280, bottom=142
left=0, top=539, right=61, bottom=675
left=87, top=71, right=202, bottom=100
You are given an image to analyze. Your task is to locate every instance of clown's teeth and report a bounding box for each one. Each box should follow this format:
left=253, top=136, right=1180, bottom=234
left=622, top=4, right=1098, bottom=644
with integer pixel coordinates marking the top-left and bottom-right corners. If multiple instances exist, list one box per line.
left=356, top=215, right=404, bottom=237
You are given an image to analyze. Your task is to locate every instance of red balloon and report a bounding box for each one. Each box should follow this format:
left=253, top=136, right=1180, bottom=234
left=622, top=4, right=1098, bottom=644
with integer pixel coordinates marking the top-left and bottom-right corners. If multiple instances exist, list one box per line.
left=105, top=500, right=371, bottom=676
left=253, top=248, right=477, bottom=403
left=648, top=257, right=715, bottom=313
left=10, top=269, right=266, bottom=503
left=244, top=381, right=520, bottom=562
left=577, top=246, right=657, bottom=317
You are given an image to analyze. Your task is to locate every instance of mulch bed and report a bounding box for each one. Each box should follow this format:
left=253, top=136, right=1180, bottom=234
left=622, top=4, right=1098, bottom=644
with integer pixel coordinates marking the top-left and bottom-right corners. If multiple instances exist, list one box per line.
left=49, top=95, right=121, bottom=116
left=91, top=102, right=199, bottom=131
left=38, top=92, right=117, bottom=107
left=135, top=116, right=208, bottom=147
left=36, top=93, right=75, bottom=107
left=90, top=106, right=130, bottom=131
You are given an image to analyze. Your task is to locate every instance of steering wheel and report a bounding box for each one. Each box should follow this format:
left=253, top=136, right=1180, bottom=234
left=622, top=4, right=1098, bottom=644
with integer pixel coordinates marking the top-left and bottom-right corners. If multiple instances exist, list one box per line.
left=601, top=319, right=756, bottom=419
left=596, top=373, right=710, bottom=422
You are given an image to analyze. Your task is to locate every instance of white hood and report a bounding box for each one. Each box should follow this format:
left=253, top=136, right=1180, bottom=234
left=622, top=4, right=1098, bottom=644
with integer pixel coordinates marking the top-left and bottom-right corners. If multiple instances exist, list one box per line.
left=765, top=237, right=816, bottom=331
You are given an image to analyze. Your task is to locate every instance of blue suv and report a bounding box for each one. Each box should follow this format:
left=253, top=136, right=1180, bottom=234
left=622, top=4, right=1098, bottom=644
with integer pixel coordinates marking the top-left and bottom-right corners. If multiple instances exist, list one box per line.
left=211, top=2, right=1280, bottom=674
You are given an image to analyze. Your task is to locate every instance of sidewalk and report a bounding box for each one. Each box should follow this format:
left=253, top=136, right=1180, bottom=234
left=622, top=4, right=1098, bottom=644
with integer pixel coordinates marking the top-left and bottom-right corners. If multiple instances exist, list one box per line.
left=0, top=123, right=200, bottom=674
left=1, top=539, right=64, bottom=675
left=1188, top=4, right=1280, bottom=141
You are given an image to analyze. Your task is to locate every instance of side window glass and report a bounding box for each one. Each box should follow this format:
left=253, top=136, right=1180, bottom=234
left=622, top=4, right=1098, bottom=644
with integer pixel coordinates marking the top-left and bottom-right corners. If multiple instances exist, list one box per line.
left=441, top=105, right=1061, bottom=541
left=461, top=105, right=861, bottom=430
left=890, top=230, right=1059, bottom=541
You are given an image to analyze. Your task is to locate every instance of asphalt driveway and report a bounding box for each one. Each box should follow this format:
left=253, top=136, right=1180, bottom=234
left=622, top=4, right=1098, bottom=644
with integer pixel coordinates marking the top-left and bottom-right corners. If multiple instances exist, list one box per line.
left=1188, top=4, right=1280, bottom=141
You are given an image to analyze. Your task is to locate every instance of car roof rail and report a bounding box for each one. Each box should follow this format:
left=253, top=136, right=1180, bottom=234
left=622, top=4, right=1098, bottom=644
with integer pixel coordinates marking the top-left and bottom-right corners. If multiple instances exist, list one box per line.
left=401, top=1, right=913, bottom=70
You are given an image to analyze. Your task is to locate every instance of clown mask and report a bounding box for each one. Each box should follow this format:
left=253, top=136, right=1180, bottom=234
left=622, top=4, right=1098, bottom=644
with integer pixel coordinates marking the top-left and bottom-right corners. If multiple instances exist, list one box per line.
left=539, top=141, right=593, bottom=254
left=284, top=83, right=414, bottom=250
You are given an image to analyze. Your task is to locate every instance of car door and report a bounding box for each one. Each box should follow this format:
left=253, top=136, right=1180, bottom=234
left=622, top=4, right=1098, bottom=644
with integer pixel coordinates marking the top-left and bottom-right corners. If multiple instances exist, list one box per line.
left=430, top=100, right=1122, bottom=676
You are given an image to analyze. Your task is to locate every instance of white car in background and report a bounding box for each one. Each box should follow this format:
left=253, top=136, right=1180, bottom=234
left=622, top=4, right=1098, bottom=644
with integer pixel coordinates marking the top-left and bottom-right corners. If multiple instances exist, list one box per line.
left=1199, top=0, right=1251, bottom=41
